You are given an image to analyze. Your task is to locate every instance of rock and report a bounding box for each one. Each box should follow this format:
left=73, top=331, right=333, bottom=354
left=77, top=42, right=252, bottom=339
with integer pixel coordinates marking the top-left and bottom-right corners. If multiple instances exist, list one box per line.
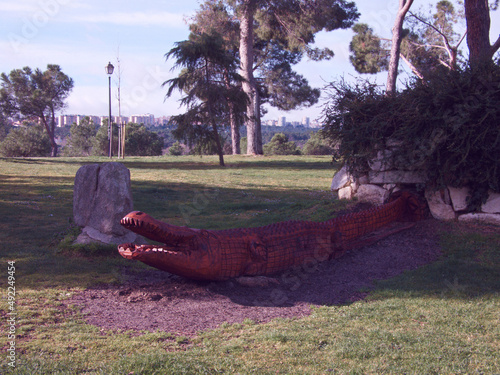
left=351, top=180, right=359, bottom=193
left=369, top=170, right=427, bottom=184
left=458, top=213, right=500, bottom=226
left=448, top=186, right=469, bottom=211
left=74, top=227, right=138, bottom=245
left=424, top=188, right=456, bottom=220
left=73, top=164, right=99, bottom=228
left=383, top=184, right=396, bottom=191
left=355, top=184, right=390, bottom=205
left=357, top=175, right=369, bottom=185
left=331, top=165, right=352, bottom=191
left=368, top=150, right=393, bottom=172
left=338, top=186, right=353, bottom=200
left=73, top=162, right=135, bottom=244
left=482, top=191, right=500, bottom=214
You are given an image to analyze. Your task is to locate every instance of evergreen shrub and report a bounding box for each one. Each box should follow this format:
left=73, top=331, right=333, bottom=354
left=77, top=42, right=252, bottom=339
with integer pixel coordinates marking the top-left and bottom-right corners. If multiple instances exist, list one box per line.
left=302, top=131, right=334, bottom=155
left=168, top=141, right=184, bottom=156
left=263, top=133, right=301, bottom=155
left=0, top=126, right=51, bottom=157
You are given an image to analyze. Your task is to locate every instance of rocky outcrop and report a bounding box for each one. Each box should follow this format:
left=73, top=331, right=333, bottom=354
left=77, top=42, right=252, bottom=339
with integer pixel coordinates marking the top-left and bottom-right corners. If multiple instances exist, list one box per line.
left=330, top=147, right=499, bottom=225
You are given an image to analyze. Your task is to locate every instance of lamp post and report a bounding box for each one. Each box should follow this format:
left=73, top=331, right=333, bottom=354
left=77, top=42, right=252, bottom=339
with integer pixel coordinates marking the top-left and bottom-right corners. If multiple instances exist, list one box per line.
left=105, top=62, right=114, bottom=158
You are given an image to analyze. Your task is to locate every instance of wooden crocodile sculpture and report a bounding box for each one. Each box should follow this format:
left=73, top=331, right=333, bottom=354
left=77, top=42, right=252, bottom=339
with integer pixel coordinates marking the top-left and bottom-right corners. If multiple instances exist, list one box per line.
left=118, top=191, right=426, bottom=281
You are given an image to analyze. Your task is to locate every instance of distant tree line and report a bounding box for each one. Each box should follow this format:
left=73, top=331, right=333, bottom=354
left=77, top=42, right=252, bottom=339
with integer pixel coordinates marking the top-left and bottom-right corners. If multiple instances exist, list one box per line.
left=0, top=117, right=164, bottom=157
left=0, top=113, right=333, bottom=157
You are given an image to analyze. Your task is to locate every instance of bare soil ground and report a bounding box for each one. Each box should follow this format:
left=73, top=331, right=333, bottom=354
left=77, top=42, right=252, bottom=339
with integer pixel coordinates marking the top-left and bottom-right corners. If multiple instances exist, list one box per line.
left=69, top=219, right=441, bottom=336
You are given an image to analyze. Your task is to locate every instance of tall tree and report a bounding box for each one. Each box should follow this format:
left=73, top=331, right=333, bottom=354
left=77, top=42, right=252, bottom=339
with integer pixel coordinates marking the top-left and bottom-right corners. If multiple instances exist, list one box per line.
left=238, top=0, right=262, bottom=154
left=164, top=32, right=247, bottom=166
left=349, top=23, right=389, bottom=74
left=406, top=1, right=466, bottom=73
left=0, top=64, right=73, bottom=157
left=386, top=0, right=414, bottom=94
left=350, top=1, right=466, bottom=82
left=232, top=0, right=359, bottom=154
left=192, top=0, right=326, bottom=155
left=190, top=1, right=244, bottom=155
left=464, top=0, right=500, bottom=67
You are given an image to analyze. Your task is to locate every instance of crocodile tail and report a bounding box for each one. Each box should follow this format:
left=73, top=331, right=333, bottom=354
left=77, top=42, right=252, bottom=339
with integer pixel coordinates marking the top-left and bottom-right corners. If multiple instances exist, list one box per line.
left=389, top=191, right=428, bottom=222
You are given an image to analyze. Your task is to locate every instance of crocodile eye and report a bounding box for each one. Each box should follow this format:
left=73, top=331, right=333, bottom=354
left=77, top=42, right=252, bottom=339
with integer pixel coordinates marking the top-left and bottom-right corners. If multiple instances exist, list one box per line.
left=136, top=211, right=144, bottom=215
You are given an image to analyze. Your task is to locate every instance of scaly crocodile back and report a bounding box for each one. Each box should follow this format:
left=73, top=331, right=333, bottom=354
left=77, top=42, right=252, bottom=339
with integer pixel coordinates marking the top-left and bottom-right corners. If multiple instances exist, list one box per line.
left=118, top=191, right=426, bottom=281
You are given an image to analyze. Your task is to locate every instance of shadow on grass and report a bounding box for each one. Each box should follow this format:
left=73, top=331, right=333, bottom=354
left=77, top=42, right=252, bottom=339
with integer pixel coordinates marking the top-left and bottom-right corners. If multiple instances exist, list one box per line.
left=124, top=159, right=338, bottom=172
left=0, top=156, right=339, bottom=171
left=0, top=175, right=343, bottom=290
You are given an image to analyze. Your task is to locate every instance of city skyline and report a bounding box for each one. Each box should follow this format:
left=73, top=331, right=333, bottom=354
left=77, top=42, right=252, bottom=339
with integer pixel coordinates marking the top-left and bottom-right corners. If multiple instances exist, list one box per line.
left=54, top=113, right=320, bottom=128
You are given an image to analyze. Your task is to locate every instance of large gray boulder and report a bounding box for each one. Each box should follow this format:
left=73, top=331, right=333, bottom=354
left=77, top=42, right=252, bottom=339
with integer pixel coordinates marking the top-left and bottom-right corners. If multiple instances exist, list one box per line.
left=330, top=165, right=353, bottom=191
left=73, top=162, right=137, bottom=244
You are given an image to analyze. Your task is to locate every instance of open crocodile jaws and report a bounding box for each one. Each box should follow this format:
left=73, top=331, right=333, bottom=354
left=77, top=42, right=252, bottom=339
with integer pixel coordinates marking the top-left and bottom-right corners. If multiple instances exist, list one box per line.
left=118, top=191, right=425, bottom=281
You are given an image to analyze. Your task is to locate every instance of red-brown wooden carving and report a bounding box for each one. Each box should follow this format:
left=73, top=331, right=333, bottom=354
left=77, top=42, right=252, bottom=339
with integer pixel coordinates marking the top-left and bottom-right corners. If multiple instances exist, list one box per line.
left=118, top=191, right=426, bottom=281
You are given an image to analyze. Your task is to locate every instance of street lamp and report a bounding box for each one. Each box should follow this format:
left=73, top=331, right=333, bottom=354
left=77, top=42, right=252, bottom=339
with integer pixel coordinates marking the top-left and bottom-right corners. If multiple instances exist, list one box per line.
left=105, top=62, right=114, bottom=157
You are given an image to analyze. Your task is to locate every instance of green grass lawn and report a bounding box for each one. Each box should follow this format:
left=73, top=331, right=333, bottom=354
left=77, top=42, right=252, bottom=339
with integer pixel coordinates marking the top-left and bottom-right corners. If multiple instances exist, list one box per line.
left=0, top=155, right=498, bottom=374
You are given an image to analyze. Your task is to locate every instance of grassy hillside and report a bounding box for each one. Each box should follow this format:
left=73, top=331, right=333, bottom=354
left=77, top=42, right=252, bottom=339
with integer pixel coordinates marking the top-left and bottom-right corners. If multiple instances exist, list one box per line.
left=0, top=155, right=498, bottom=374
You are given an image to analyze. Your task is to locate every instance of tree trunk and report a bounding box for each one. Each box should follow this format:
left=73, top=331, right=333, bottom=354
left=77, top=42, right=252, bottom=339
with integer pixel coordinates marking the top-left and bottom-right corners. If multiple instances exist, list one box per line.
left=208, top=103, right=225, bottom=167
left=386, top=0, right=414, bottom=94
left=464, top=0, right=500, bottom=67
left=224, top=70, right=241, bottom=155
left=211, top=121, right=225, bottom=166
left=41, top=112, right=58, bottom=157
left=239, top=0, right=263, bottom=155
left=228, top=101, right=240, bottom=154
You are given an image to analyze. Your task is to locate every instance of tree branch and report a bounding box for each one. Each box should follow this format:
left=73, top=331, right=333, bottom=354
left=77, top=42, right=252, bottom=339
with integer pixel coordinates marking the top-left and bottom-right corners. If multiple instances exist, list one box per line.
left=399, top=53, right=425, bottom=80
left=409, top=12, right=455, bottom=52
left=437, top=59, right=453, bottom=70
left=456, top=31, right=467, bottom=49
left=491, top=34, right=500, bottom=57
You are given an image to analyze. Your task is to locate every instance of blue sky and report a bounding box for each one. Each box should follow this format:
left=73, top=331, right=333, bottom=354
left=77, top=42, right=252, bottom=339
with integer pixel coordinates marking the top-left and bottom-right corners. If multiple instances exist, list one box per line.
left=1, top=0, right=497, bottom=122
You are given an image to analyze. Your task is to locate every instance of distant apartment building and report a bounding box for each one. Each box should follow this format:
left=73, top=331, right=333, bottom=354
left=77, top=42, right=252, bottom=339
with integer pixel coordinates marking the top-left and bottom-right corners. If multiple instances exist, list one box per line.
left=263, top=119, right=277, bottom=126
left=57, top=114, right=77, bottom=127
left=155, top=116, right=172, bottom=126
left=87, top=116, right=102, bottom=125
left=99, top=116, right=129, bottom=125
left=302, top=117, right=310, bottom=127
left=130, top=114, right=154, bottom=126
left=114, top=116, right=129, bottom=124
left=57, top=115, right=102, bottom=127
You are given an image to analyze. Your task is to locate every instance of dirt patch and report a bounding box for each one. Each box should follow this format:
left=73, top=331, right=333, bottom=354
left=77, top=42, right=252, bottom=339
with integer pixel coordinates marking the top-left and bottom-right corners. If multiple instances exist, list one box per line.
left=69, top=219, right=441, bottom=336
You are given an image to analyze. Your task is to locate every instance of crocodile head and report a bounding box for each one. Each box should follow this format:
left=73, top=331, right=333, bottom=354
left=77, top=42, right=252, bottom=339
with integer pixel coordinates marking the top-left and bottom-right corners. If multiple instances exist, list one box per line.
left=118, top=211, right=221, bottom=280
